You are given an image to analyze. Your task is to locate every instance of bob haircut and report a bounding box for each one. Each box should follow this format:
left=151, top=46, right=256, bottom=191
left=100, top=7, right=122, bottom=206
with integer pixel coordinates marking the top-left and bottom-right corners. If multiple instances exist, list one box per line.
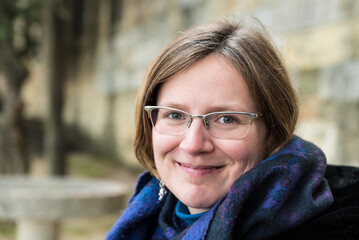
left=134, top=18, right=298, bottom=177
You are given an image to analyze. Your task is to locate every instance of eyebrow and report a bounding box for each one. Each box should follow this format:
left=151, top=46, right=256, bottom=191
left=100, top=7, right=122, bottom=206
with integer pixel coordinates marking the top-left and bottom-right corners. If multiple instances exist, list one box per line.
left=156, top=103, right=248, bottom=113
left=159, top=103, right=188, bottom=110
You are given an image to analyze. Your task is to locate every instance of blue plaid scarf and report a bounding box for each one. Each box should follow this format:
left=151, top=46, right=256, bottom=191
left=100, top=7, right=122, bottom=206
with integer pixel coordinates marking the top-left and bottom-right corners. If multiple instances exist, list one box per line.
left=106, top=136, right=334, bottom=240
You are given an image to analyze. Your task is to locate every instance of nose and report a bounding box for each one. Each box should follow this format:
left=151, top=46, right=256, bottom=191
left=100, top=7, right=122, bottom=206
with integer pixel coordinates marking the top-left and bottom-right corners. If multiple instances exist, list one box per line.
left=179, top=118, right=214, bottom=155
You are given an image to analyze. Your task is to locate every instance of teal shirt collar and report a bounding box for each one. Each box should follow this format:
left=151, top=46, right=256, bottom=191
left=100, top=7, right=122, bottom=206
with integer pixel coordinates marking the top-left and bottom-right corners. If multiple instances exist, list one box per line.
left=175, top=200, right=206, bottom=226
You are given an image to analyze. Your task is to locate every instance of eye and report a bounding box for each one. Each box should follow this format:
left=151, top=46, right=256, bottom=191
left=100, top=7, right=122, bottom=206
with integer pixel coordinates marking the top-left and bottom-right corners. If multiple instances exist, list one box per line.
left=211, top=114, right=245, bottom=125
left=218, top=115, right=237, bottom=124
left=167, top=111, right=185, bottom=120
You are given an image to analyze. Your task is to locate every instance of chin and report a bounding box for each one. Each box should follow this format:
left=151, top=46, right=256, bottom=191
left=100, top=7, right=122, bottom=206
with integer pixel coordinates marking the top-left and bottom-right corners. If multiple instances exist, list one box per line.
left=175, top=186, right=224, bottom=211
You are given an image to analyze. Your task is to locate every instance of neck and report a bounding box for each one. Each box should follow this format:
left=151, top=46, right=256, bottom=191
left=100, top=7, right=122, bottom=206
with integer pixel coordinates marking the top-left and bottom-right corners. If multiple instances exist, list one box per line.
left=188, top=206, right=209, bottom=214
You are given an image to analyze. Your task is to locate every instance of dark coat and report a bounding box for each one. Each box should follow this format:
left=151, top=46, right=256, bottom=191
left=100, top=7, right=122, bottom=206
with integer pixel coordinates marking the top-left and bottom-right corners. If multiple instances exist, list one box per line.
left=274, top=165, right=359, bottom=240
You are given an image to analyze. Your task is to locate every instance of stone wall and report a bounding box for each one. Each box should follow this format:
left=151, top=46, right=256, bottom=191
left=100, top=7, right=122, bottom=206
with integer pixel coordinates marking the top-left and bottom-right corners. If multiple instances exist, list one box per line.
left=23, top=0, right=359, bottom=167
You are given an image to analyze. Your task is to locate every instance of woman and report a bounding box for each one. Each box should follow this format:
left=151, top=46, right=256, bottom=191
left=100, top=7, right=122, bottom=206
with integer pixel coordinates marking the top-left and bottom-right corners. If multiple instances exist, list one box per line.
left=106, top=18, right=359, bottom=240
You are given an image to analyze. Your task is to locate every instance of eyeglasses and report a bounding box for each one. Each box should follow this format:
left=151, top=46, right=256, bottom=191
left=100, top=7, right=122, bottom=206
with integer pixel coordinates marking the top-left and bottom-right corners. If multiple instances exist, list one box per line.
left=144, top=106, right=263, bottom=140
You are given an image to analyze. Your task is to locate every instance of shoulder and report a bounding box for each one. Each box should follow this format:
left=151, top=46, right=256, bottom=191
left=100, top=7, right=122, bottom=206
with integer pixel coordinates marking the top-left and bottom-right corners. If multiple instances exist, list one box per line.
left=325, top=164, right=359, bottom=188
left=325, top=165, right=359, bottom=219
left=274, top=165, right=359, bottom=240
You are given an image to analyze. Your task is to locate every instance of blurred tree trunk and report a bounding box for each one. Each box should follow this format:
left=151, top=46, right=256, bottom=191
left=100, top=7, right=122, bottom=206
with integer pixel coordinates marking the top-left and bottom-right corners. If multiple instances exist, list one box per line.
left=43, top=2, right=66, bottom=176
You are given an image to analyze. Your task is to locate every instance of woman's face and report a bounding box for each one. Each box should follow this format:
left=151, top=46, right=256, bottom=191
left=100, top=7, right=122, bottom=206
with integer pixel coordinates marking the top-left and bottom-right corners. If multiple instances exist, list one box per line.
left=153, top=54, right=267, bottom=214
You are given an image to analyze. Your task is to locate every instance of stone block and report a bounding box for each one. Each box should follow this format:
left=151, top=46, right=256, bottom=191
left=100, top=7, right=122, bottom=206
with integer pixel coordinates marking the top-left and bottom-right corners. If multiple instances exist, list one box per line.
left=283, top=23, right=350, bottom=70
left=249, top=0, right=358, bottom=33
left=297, top=119, right=340, bottom=165
left=319, top=60, right=359, bottom=101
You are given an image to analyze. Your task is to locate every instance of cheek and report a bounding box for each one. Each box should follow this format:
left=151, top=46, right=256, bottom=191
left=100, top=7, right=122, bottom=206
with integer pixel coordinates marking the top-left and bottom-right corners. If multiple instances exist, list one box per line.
left=216, top=139, right=263, bottom=171
left=225, top=119, right=267, bottom=166
left=220, top=141, right=252, bottom=164
left=152, top=131, right=180, bottom=165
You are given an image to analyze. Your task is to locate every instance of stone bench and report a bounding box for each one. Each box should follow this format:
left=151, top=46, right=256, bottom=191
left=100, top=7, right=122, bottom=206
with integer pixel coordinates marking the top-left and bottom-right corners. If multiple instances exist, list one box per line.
left=0, top=176, right=129, bottom=240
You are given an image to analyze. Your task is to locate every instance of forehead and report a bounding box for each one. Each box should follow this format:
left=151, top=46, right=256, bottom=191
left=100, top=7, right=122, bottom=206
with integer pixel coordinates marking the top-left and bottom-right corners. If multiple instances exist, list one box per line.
left=156, top=54, right=257, bottom=113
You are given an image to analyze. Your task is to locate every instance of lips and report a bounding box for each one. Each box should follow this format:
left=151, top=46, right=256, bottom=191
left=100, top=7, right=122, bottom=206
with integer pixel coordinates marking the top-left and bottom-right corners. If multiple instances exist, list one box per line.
left=176, top=161, right=224, bottom=176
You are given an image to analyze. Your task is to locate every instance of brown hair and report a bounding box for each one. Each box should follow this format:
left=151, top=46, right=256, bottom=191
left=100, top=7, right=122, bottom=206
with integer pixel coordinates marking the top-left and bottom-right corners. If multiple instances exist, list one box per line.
left=134, top=18, right=298, bottom=177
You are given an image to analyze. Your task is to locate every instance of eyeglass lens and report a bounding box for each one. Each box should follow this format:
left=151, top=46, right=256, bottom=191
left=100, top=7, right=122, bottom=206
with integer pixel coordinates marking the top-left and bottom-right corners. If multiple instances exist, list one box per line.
left=149, top=108, right=252, bottom=139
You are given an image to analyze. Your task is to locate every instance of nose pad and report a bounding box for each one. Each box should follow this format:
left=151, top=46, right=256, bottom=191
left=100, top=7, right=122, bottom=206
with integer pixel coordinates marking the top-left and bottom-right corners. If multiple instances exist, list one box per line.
left=203, top=118, right=210, bottom=129
left=186, top=118, right=193, bottom=128
left=186, top=116, right=210, bottom=130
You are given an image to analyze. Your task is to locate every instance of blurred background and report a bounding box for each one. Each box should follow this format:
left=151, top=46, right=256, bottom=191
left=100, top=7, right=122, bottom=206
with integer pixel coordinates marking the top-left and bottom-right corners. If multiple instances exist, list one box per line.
left=0, top=0, right=358, bottom=239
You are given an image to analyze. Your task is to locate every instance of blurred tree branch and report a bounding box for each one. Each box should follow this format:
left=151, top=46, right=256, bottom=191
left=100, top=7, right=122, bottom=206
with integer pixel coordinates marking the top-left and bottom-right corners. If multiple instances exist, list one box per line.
left=0, top=0, right=68, bottom=174
left=0, top=0, right=41, bottom=173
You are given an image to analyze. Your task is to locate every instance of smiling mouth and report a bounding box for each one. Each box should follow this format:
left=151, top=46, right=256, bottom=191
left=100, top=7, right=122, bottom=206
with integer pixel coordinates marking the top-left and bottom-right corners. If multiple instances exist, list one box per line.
left=176, top=161, right=224, bottom=176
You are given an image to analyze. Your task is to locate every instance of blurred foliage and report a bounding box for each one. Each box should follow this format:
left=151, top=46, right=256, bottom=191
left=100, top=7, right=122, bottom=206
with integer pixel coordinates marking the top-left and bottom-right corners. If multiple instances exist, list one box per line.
left=61, top=214, right=119, bottom=240
left=0, top=0, right=45, bottom=57
left=0, top=0, right=66, bottom=57
left=0, top=220, right=15, bottom=238
left=68, top=153, right=143, bottom=179
left=68, top=154, right=116, bottom=179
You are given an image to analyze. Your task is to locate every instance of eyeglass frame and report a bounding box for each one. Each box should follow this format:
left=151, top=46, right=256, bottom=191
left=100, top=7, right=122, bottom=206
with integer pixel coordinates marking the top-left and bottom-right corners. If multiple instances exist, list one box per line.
left=144, top=106, right=263, bottom=139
